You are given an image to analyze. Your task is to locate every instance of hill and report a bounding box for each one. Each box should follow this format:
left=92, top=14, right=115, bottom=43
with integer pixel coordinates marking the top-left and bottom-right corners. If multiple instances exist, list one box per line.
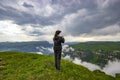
left=70, top=41, right=120, bottom=51
left=63, top=42, right=120, bottom=67
left=0, top=52, right=119, bottom=80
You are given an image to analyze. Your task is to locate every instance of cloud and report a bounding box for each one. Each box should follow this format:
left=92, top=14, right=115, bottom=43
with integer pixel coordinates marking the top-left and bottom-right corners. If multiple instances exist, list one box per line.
left=62, top=45, right=120, bottom=77
left=0, top=0, right=120, bottom=42
left=0, top=0, right=58, bottom=25
left=90, top=24, right=120, bottom=36
left=102, top=60, right=120, bottom=77
left=0, top=20, right=37, bottom=42
left=73, top=58, right=101, bottom=71
left=63, top=45, right=74, bottom=52
left=23, top=2, right=34, bottom=8
left=61, top=9, right=120, bottom=36
left=36, top=46, right=53, bottom=54
left=63, top=55, right=120, bottom=77
left=36, top=52, right=43, bottom=55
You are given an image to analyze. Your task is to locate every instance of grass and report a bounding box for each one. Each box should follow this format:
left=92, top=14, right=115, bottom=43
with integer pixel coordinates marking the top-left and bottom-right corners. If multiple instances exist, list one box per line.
left=71, top=42, right=120, bottom=52
left=0, top=52, right=116, bottom=80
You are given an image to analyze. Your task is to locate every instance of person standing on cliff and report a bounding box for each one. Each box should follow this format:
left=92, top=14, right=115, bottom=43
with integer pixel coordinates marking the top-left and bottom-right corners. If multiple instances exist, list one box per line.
left=53, top=30, right=65, bottom=71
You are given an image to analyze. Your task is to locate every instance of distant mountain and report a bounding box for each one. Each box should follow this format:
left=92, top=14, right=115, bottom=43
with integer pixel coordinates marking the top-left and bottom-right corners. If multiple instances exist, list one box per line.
left=64, top=42, right=80, bottom=45
left=0, top=41, right=53, bottom=54
left=0, top=41, right=80, bottom=54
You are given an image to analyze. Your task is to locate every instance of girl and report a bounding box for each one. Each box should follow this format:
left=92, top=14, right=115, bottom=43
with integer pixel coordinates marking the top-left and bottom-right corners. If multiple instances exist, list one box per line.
left=53, top=30, right=65, bottom=71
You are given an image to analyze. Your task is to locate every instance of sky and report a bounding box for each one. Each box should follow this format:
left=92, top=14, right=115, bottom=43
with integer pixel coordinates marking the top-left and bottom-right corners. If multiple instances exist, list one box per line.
left=0, top=0, right=120, bottom=42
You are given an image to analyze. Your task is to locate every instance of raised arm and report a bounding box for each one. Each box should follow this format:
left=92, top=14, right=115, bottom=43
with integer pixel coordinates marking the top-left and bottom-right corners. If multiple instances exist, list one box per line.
left=60, top=37, right=65, bottom=43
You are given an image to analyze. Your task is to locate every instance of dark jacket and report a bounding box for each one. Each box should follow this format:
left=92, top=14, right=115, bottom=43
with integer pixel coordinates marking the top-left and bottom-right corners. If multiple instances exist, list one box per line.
left=53, top=36, right=65, bottom=47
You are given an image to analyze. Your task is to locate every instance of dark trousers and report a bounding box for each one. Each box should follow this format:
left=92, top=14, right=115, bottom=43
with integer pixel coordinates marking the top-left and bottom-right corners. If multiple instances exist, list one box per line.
left=54, top=46, right=62, bottom=70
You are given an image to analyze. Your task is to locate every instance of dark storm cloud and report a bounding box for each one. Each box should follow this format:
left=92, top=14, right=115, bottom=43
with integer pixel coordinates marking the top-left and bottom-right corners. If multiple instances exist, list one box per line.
left=0, top=0, right=120, bottom=36
left=52, top=0, right=97, bottom=14
left=28, top=31, right=44, bottom=36
left=61, top=0, right=120, bottom=36
left=0, top=0, right=97, bottom=26
left=65, top=11, right=120, bottom=36
left=0, top=4, right=19, bottom=20
left=23, top=2, right=34, bottom=8
left=0, top=3, right=55, bottom=26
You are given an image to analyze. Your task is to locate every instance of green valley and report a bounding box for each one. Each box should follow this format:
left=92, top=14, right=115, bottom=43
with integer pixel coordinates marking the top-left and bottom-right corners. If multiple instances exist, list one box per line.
left=64, top=42, right=120, bottom=67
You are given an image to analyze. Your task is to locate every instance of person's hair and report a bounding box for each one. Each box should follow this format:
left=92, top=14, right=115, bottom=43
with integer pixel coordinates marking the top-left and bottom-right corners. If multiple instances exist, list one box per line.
left=54, top=30, right=61, bottom=37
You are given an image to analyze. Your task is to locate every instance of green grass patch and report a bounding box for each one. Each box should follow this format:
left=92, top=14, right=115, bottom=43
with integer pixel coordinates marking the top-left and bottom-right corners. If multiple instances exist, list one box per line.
left=0, top=52, right=116, bottom=80
left=71, top=42, right=120, bottom=52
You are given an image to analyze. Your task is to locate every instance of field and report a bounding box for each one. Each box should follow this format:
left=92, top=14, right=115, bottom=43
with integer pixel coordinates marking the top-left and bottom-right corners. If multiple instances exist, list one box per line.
left=0, top=52, right=118, bottom=80
left=71, top=42, right=120, bottom=52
